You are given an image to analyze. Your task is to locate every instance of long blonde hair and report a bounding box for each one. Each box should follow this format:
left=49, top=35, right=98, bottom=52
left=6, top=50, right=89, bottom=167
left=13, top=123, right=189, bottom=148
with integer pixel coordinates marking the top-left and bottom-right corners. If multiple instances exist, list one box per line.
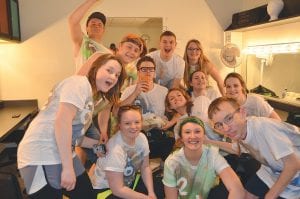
left=183, top=39, right=210, bottom=89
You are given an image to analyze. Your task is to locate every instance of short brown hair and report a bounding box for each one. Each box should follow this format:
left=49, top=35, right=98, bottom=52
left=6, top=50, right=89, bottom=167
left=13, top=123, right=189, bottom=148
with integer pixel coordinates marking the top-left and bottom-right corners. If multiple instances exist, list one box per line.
left=160, top=30, right=176, bottom=40
left=136, top=56, right=156, bottom=70
left=208, top=97, right=240, bottom=119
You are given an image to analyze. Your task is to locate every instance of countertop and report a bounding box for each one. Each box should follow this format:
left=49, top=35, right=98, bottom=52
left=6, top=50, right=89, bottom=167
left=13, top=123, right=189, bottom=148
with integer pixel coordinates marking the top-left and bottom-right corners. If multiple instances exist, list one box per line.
left=261, top=95, right=300, bottom=113
left=0, top=100, right=38, bottom=141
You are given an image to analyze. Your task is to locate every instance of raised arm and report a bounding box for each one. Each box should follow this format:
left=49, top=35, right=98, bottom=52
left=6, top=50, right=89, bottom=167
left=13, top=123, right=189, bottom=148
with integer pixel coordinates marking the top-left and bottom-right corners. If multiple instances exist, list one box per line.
left=68, top=0, right=99, bottom=56
left=206, top=61, right=225, bottom=96
left=76, top=51, right=103, bottom=75
left=55, top=102, right=78, bottom=191
left=265, top=153, right=300, bottom=199
left=219, top=167, right=245, bottom=199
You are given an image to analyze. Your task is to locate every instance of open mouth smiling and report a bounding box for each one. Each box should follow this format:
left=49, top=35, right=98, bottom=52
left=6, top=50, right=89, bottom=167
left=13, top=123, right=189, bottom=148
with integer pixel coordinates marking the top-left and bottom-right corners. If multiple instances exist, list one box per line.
left=105, top=80, right=113, bottom=87
left=188, top=140, right=200, bottom=144
left=164, top=48, right=172, bottom=53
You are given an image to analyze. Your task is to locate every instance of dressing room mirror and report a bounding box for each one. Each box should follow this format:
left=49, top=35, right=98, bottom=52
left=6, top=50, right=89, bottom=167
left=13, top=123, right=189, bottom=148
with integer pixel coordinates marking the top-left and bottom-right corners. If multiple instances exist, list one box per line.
left=246, top=53, right=300, bottom=99
left=102, top=17, right=163, bottom=51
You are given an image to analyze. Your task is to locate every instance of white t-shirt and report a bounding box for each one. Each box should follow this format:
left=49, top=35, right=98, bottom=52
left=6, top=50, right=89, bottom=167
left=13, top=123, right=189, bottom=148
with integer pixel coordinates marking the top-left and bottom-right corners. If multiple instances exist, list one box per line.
left=242, top=94, right=274, bottom=117
left=91, top=131, right=150, bottom=189
left=75, top=35, right=111, bottom=71
left=191, top=95, right=211, bottom=123
left=18, top=76, right=94, bottom=168
left=191, top=87, right=221, bottom=102
left=121, top=83, right=168, bottom=117
left=147, top=50, right=185, bottom=89
left=242, top=117, right=300, bottom=199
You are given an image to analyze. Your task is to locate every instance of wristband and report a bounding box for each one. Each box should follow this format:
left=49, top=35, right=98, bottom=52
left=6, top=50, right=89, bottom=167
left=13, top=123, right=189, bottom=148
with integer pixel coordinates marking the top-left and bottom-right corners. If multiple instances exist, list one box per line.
left=93, top=143, right=106, bottom=155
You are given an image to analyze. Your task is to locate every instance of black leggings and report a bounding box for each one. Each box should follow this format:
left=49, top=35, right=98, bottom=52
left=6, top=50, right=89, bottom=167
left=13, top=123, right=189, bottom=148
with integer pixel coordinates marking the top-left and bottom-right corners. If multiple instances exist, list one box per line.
left=29, top=172, right=95, bottom=199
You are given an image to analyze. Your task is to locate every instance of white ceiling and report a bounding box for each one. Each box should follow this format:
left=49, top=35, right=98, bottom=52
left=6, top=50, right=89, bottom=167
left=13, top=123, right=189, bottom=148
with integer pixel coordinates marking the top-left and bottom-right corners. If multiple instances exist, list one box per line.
left=106, top=17, right=162, bottom=27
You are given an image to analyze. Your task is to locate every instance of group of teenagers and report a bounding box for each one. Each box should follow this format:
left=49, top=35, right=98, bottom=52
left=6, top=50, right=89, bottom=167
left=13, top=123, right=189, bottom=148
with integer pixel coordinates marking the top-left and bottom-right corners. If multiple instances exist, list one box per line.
left=16, top=0, right=300, bottom=199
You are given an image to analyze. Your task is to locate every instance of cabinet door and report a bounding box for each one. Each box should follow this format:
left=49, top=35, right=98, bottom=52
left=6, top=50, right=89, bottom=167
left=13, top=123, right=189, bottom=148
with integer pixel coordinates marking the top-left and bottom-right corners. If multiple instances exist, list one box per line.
left=0, top=0, right=10, bottom=36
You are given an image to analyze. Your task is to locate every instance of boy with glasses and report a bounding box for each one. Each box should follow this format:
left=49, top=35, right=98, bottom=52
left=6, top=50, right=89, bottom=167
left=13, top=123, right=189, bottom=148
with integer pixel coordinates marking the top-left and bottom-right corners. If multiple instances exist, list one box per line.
left=147, top=31, right=185, bottom=89
left=208, top=97, right=300, bottom=199
left=120, top=56, right=174, bottom=162
left=121, top=56, right=167, bottom=117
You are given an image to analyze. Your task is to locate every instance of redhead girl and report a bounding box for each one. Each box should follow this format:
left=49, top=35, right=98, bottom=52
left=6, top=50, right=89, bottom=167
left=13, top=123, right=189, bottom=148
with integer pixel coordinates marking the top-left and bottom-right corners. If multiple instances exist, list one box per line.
left=91, top=105, right=157, bottom=199
left=183, top=39, right=225, bottom=95
left=17, top=54, right=126, bottom=199
left=224, top=72, right=281, bottom=120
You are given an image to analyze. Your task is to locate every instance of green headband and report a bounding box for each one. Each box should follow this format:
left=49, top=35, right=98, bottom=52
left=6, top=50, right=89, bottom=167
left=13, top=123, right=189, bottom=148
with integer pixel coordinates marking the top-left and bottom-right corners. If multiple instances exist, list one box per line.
left=179, top=116, right=205, bottom=136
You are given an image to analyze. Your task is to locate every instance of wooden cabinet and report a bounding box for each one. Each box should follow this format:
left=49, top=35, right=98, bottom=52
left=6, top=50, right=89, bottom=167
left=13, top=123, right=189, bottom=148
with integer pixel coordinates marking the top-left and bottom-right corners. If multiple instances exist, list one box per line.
left=0, top=0, right=20, bottom=42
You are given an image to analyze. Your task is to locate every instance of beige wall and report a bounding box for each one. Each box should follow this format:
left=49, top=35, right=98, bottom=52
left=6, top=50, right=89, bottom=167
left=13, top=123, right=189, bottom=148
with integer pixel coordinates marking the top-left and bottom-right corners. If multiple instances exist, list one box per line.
left=0, top=0, right=225, bottom=107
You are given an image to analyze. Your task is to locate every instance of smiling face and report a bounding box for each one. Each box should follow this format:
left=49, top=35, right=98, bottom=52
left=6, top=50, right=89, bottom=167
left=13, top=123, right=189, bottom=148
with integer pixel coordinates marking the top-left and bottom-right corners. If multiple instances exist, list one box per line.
left=118, top=42, right=142, bottom=64
left=190, top=71, right=207, bottom=90
left=95, top=59, right=122, bottom=92
left=86, top=18, right=105, bottom=39
left=181, top=122, right=204, bottom=151
left=159, top=35, right=176, bottom=60
left=167, top=90, right=187, bottom=110
left=186, top=41, right=201, bottom=63
left=119, top=109, right=142, bottom=145
left=225, top=77, right=245, bottom=100
left=210, top=101, right=247, bottom=141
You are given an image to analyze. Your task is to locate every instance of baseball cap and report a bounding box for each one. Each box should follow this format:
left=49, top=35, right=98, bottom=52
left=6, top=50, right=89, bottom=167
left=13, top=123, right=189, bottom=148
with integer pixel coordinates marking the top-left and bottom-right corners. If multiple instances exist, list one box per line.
left=86, top=12, right=106, bottom=26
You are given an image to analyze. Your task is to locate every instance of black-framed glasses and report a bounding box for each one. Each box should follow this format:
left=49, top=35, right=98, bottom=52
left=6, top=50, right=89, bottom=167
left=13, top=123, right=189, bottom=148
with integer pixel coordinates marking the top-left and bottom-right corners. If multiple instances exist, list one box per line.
left=187, top=48, right=200, bottom=52
left=213, top=108, right=240, bottom=130
left=139, top=67, right=155, bottom=72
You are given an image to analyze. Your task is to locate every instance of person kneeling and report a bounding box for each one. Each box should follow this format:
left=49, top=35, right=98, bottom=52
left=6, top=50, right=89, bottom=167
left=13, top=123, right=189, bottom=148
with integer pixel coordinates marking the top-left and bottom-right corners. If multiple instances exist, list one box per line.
left=90, top=105, right=157, bottom=199
left=163, top=116, right=245, bottom=199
